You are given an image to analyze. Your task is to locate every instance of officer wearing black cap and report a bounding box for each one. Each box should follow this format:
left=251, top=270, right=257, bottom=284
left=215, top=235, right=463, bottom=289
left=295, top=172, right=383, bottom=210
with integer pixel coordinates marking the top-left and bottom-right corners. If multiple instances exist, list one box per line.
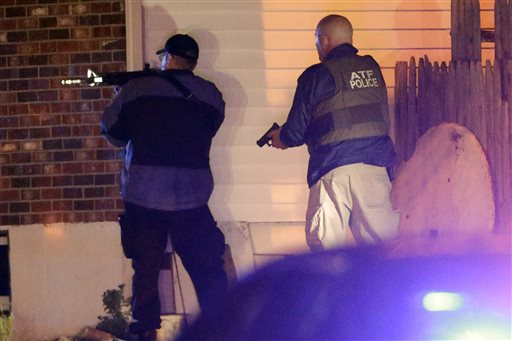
left=101, top=34, right=227, bottom=341
left=156, top=33, right=199, bottom=63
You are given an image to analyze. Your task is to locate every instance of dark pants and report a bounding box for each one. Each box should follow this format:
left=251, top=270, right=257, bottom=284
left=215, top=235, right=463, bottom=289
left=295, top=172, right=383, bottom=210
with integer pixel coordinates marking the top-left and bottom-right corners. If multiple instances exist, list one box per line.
left=123, top=202, right=228, bottom=332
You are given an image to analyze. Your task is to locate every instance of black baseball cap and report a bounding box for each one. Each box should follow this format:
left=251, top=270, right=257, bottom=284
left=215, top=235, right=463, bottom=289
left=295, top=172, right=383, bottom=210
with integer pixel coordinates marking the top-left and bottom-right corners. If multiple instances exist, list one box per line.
left=156, top=34, right=199, bottom=61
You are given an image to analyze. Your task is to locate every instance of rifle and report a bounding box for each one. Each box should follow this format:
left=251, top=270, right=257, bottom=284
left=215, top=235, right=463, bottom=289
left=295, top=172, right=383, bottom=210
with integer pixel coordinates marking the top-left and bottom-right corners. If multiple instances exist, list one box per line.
left=61, top=63, right=158, bottom=87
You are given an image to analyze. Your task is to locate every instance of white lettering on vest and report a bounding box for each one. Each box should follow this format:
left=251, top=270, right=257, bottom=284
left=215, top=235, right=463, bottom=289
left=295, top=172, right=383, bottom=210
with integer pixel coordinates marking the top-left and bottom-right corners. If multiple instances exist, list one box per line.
left=349, top=70, right=379, bottom=89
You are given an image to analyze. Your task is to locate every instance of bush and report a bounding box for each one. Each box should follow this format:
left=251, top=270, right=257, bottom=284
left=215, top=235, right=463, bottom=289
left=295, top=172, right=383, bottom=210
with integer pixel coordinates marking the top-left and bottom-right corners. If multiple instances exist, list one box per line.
left=96, top=284, right=131, bottom=339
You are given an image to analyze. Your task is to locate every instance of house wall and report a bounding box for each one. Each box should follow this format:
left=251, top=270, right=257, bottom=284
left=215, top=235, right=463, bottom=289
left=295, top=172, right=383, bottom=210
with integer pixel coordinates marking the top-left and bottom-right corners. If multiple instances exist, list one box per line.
left=138, top=0, right=495, bottom=223
left=0, top=0, right=496, bottom=339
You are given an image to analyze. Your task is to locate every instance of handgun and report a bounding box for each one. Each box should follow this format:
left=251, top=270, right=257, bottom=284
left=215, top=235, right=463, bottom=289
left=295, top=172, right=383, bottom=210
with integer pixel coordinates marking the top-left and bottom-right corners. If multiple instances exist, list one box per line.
left=256, top=122, right=280, bottom=147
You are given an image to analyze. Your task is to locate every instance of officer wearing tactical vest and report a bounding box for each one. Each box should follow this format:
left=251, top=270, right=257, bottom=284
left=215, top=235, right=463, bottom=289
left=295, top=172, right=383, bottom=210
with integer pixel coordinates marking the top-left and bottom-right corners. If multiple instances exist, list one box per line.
left=268, top=14, right=399, bottom=251
left=102, top=34, right=227, bottom=341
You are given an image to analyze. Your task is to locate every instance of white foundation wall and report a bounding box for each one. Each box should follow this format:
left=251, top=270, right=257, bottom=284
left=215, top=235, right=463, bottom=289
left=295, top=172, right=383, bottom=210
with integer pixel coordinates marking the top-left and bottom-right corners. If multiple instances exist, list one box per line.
left=4, top=223, right=127, bottom=341
left=3, top=220, right=308, bottom=340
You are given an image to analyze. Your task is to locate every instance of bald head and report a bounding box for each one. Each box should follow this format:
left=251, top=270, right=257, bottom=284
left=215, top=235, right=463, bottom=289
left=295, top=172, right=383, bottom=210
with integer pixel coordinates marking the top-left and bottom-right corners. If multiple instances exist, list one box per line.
left=315, top=15, right=353, bottom=61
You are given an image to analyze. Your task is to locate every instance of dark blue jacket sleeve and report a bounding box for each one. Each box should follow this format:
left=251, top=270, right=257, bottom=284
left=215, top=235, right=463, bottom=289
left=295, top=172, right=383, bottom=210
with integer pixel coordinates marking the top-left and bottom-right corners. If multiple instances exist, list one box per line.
left=280, top=64, right=336, bottom=148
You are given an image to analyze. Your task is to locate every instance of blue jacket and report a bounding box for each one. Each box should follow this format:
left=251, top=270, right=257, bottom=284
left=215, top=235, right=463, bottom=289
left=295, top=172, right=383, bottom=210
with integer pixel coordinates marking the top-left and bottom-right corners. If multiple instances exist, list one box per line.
left=101, top=69, right=225, bottom=210
left=280, top=44, right=396, bottom=187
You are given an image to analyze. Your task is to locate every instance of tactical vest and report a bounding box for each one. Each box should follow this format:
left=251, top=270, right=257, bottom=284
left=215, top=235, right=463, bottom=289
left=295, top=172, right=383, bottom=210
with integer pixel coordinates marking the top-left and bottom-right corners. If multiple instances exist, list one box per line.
left=309, top=55, right=390, bottom=149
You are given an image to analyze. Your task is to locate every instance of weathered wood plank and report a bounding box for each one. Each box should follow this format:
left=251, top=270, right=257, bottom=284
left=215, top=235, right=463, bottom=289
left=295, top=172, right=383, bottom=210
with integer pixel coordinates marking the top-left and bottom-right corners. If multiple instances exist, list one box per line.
left=407, top=57, right=418, bottom=160
left=506, top=59, right=512, bottom=231
left=474, top=60, right=486, bottom=150
left=394, top=61, right=408, bottom=162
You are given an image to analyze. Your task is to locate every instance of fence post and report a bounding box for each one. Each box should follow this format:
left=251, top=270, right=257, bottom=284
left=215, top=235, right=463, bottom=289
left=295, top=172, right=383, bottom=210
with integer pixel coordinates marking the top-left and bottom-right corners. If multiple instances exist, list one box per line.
left=451, top=0, right=482, bottom=61
left=394, top=61, right=409, bottom=162
left=495, top=0, right=511, bottom=100
left=407, top=57, right=418, bottom=159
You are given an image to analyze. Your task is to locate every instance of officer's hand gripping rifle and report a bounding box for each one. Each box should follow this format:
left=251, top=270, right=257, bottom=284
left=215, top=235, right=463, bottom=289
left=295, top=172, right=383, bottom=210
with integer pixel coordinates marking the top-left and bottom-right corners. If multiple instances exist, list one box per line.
left=61, top=64, right=157, bottom=87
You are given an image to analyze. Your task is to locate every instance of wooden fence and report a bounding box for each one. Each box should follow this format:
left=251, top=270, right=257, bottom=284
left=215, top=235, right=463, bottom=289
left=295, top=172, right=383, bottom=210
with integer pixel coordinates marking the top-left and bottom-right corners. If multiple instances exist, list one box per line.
left=394, top=0, right=511, bottom=232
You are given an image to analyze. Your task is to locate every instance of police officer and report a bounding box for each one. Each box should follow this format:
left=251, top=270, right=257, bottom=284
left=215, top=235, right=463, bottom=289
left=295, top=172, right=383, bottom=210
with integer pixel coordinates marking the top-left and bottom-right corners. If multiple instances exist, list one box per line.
left=101, top=34, right=228, bottom=341
left=268, top=15, right=399, bottom=251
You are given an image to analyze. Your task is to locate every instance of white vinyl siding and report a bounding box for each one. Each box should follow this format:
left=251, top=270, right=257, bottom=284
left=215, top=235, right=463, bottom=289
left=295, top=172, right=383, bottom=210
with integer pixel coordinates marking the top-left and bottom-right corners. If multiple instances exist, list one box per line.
left=133, top=0, right=494, bottom=223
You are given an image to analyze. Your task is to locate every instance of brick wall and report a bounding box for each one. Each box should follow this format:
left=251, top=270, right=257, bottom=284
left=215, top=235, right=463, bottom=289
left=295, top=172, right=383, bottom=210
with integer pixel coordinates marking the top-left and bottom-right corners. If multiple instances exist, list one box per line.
left=0, top=0, right=126, bottom=226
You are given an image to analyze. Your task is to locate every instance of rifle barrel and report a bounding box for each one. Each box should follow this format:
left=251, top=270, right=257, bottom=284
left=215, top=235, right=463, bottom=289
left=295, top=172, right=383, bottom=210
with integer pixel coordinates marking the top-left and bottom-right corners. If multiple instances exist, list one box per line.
left=61, top=76, right=103, bottom=86
left=61, top=65, right=157, bottom=87
left=61, top=78, right=85, bottom=85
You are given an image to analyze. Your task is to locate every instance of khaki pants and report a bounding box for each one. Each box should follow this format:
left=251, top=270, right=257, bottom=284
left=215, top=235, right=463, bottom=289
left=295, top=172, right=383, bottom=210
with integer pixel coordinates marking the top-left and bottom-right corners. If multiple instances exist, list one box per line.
left=306, top=163, right=399, bottom=251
